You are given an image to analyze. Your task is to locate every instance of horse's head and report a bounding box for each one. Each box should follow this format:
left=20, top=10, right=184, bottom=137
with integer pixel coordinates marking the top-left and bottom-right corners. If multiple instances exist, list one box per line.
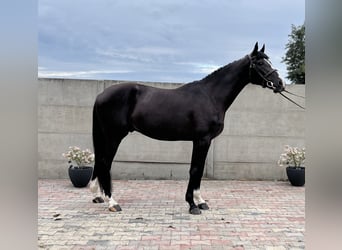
left=248, top=42, right=285, bottom=93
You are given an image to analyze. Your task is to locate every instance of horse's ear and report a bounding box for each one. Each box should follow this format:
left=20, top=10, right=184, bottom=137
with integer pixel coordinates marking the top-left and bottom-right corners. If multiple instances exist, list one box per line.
left=251, top=42, right=258, bottom=55
left=260, top=44, right=265, bottom=53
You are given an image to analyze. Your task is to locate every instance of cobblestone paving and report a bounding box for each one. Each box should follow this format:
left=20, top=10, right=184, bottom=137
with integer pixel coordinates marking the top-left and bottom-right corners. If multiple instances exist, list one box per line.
left=38, top=180, right=305, bottom=250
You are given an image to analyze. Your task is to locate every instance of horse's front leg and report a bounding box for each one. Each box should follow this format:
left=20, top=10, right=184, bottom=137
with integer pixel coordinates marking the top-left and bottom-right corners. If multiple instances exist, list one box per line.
left=186, top=138, right=211, bottom=215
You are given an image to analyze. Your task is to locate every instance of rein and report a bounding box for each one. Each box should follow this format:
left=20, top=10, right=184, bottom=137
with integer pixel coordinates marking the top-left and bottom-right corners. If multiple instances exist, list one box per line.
left=283, top=89, right=305, bottom=99
left=279, top=92, right=305, bottom=110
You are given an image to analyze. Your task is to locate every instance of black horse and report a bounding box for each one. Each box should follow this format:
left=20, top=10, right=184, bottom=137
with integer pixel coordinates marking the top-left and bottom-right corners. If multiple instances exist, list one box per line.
left=90, top=43, right=285, bottom=214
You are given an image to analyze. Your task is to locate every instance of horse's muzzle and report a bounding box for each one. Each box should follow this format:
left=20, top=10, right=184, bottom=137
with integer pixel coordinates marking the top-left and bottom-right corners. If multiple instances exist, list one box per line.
left=273, top=78, right=285, bottom=93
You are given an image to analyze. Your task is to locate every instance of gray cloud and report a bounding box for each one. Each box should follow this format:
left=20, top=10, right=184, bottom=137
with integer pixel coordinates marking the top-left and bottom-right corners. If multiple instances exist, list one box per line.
left=39, top=0, right=305, bottom=82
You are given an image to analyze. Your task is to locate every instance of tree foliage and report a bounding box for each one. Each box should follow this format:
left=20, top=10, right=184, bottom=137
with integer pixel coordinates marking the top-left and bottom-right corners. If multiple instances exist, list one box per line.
left=282, top=24, right=305, bottom=84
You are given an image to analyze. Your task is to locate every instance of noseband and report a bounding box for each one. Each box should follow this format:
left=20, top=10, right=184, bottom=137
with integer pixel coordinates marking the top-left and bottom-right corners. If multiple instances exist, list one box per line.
left=248, top=55, right=277, bottom=89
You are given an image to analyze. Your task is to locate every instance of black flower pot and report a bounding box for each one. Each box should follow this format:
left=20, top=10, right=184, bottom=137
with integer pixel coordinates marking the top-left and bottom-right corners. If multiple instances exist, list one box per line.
left=286, top=166, right=305, bottom=186
left=68, top=166, right=93, bottom=188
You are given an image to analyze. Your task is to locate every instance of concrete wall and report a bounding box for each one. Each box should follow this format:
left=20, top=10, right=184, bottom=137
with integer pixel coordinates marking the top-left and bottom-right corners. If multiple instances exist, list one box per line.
left=38, top=78, right=305, bottom=180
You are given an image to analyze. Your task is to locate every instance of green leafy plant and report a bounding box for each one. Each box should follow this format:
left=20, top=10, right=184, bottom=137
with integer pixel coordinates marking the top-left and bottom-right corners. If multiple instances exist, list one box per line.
left=282, top=23, right=305, bottom=84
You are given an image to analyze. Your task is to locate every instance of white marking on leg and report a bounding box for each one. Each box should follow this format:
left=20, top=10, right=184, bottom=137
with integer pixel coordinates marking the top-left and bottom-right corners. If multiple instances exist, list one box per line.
left=105, top=195, right=118, bottom=207
left=90, top=178, right=104, bottom=200
left=95, top=189, right=104, bottom=200
left=89, top=178, right=99, bottom=194
left=194, top=189, right=205, bottom=204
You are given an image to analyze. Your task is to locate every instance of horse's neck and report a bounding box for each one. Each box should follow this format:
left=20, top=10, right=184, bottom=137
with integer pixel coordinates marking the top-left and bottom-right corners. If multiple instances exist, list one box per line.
left=200, top=57, right=250, bottom=112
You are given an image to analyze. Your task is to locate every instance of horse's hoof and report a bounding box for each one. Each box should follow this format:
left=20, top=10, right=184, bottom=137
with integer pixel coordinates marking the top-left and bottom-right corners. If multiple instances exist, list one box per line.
left=189, top=206, right=201, bottom=215
left=198, top=203, right=209, bottom=210
left=92, top=197, right=104, bottom=203
left=109, top=204, right=122, bottom=212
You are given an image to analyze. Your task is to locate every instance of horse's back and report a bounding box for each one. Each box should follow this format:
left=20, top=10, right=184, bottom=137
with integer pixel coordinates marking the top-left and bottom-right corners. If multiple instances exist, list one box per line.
left=95, top=83, right=138, bottom=105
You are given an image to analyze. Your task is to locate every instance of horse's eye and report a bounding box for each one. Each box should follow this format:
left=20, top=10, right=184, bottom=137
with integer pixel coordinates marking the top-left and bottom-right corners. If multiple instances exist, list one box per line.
left=258, top=62, right=263, bottom=65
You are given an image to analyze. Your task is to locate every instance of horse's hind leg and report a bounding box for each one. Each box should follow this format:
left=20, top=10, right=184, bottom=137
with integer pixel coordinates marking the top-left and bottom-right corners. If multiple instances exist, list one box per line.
left=91, top=99, right=129, bottom=211
left=90, top=172, right=104, bottom=203
left=98, top=134, right=127, bottom=212
left=91, top=118, right=128, bottom=211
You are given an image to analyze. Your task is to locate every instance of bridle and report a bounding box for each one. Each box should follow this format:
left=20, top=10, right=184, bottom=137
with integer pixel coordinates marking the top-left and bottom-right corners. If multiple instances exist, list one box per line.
left=248, top=54, right=277, bottom=90
left=247, top=55, right=305, bottom=110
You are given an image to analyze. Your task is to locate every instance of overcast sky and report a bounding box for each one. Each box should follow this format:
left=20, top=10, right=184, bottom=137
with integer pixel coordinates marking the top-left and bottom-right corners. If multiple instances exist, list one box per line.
left=38, top=0, right=305, bottom=83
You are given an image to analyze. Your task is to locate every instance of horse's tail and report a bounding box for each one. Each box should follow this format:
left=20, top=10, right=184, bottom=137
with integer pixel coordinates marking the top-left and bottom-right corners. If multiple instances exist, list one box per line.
left=91, top=100, right=104, bottom=182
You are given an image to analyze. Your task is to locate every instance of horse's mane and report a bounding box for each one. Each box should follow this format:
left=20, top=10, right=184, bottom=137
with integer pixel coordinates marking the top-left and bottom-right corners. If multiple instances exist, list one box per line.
left=201, top=56, right=248, bottom=82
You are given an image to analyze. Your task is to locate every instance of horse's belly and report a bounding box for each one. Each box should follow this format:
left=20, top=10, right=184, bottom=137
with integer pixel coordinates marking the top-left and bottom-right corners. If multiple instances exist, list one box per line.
left=131, top=110, right=195, bottom=141
left=136, top=129, right=192, bottom=141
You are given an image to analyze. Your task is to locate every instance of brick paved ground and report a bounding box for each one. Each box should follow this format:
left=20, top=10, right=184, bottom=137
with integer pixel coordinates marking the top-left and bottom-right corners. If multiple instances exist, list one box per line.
left=38, top=179, right=305, bottom=250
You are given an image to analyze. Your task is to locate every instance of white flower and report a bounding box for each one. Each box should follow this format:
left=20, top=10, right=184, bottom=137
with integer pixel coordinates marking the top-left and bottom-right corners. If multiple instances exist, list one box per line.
left=278, top=145, right=305, bottom=167
left=62, top=146, right=95, bottom=167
